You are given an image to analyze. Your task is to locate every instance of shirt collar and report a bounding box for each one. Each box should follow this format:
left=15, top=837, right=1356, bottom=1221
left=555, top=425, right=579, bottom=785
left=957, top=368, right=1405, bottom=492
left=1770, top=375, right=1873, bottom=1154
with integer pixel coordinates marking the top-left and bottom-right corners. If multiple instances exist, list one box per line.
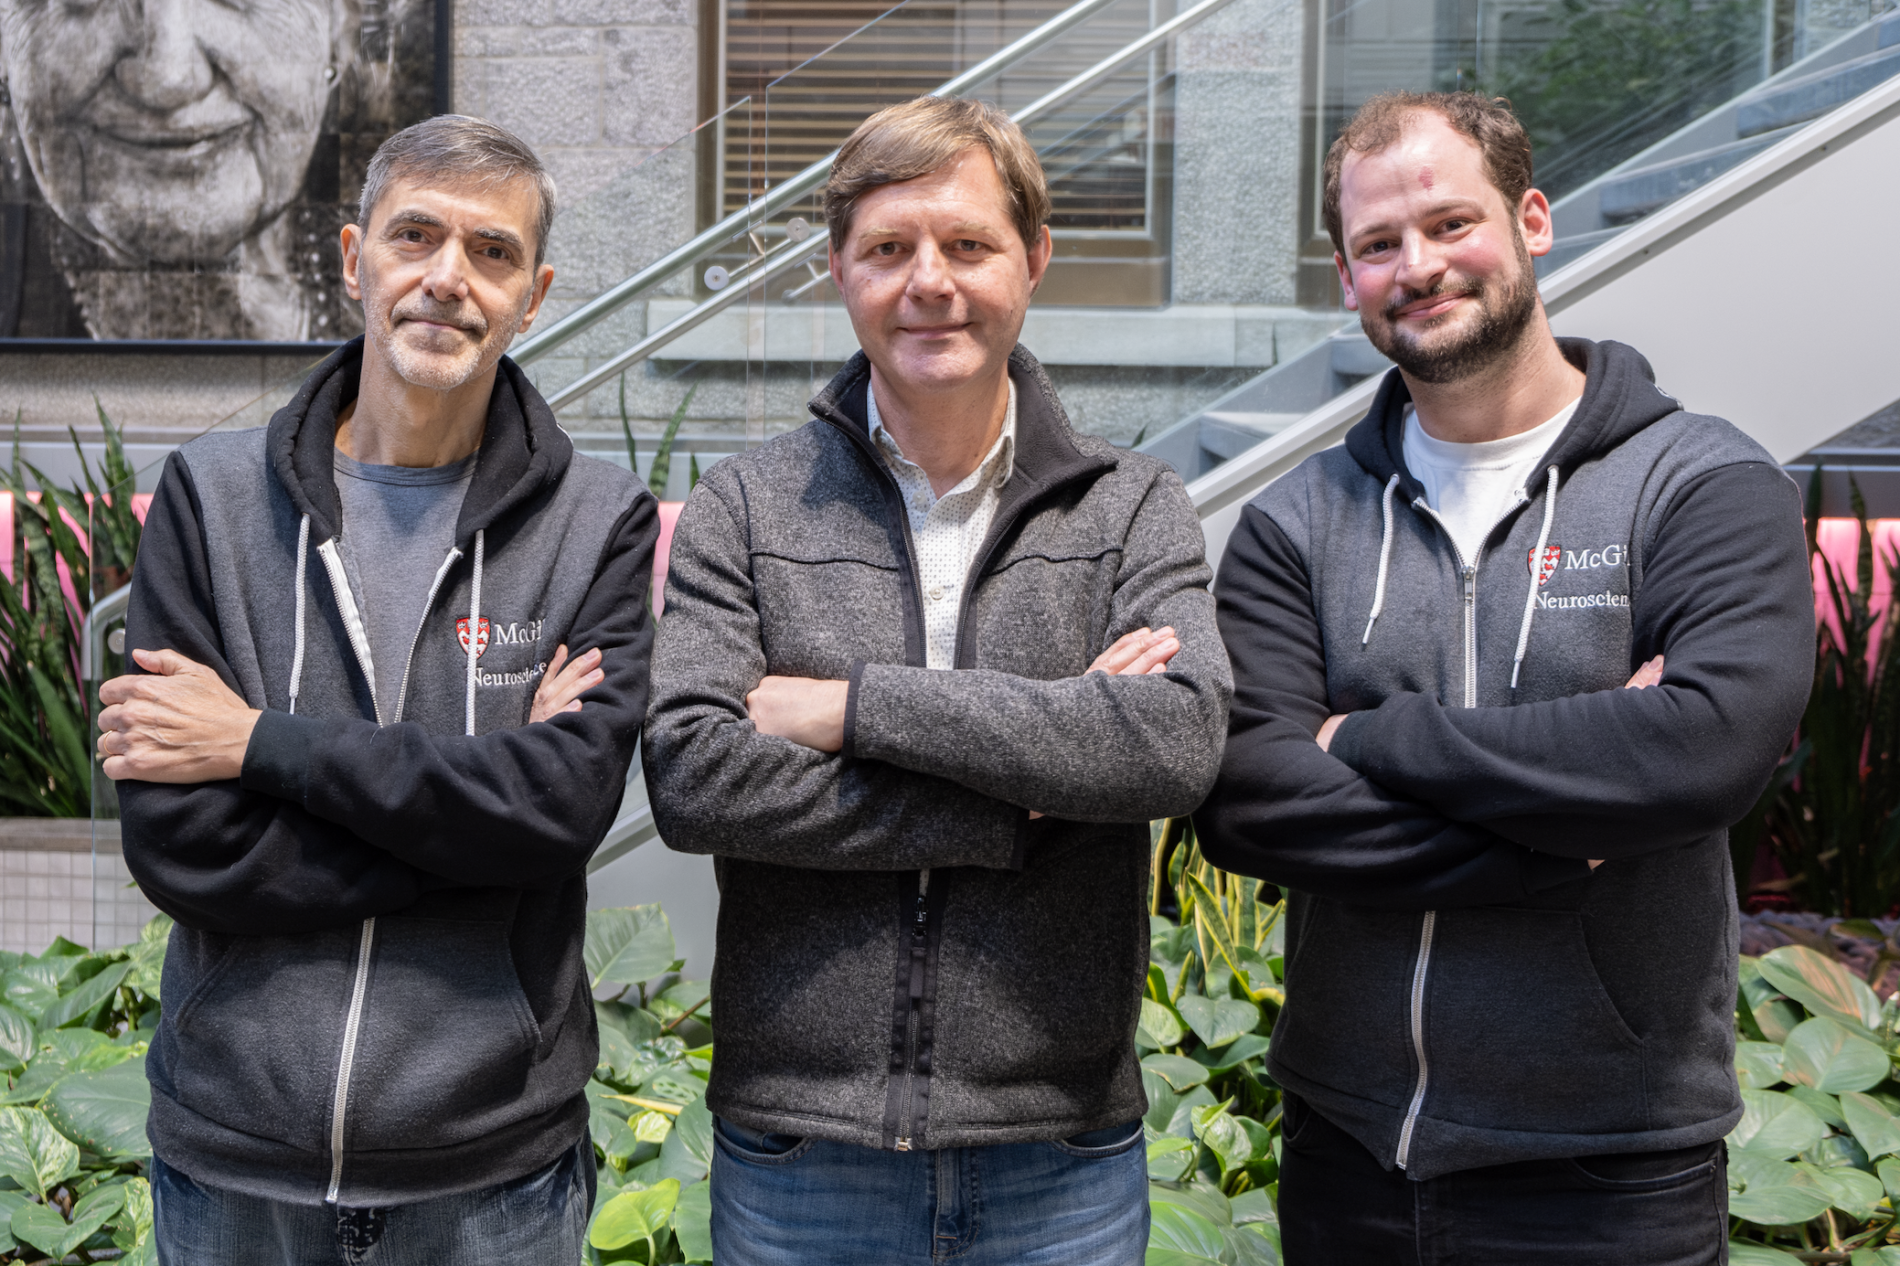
left=868, top=378, right=1017, bottom=498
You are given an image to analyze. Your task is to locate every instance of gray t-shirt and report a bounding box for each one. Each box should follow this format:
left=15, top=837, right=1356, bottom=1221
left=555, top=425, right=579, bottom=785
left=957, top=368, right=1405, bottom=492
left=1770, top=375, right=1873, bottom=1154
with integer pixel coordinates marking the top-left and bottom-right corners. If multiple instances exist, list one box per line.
left=333, top=448, right=478, bottom=717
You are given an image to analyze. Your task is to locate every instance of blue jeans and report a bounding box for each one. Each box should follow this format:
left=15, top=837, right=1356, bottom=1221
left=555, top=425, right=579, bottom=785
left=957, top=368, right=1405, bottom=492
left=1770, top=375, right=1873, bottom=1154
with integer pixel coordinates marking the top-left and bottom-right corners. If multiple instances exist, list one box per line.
left=150, top=1137, right=594, bottom=1266
left=710, top=1116, right=1150, bottom=1265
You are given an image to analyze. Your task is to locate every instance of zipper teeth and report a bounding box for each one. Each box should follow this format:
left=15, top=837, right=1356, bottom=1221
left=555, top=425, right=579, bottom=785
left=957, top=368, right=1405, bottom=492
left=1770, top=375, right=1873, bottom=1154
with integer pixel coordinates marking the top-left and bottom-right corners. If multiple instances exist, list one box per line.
left=391, top=548, right=463, bottom=724
left=896, top=1009, right=919, bottom=1150
left=1395, top=910, right=1437, bottom=1169
left=317, top=542, right=384, bottom=725
left=326, top=917, right=377, bottom=1203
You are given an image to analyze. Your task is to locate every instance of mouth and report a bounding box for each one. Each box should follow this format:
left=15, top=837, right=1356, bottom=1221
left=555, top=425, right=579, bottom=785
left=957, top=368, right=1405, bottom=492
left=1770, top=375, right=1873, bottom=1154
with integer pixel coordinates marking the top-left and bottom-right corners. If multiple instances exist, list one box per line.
left=1390, top=290, right=1477, bottom=323
left=398, top=315, right=482, bottom=338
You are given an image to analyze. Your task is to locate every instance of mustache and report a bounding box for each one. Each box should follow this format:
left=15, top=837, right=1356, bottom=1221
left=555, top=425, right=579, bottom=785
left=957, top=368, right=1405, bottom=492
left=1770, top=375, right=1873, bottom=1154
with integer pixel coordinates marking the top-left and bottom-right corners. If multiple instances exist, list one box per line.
left=392, top=298, right=488, bottom=338
left=1383, top=278, right=1483, bottom=322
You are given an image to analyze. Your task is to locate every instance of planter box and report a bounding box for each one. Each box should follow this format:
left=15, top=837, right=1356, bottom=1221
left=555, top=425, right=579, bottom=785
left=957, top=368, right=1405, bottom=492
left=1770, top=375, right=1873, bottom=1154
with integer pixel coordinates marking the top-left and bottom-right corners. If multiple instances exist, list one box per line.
left=0, top=816, right=153, bottom=956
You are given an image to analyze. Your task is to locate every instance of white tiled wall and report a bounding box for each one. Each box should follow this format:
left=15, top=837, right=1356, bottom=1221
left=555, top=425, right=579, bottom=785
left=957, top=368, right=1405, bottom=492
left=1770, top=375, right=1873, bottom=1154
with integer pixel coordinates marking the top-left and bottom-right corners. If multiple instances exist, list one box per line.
left=0, top=849, right=159, bottom=956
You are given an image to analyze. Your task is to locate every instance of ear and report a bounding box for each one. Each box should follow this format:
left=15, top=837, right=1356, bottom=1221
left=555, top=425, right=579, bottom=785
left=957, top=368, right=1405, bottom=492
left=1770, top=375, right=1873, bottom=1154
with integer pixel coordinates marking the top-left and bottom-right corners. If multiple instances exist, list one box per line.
left=515, top=263, right=556, bottom=334
left=827, top=241, right=845, bottom=293
left=1334, top=250, right=1360, bottom=312
left=1518, top=187, right=1556, bottom=258
left=1024, top=224, right=1052, bottom=295
left=340, top=224, right=365, bottom=302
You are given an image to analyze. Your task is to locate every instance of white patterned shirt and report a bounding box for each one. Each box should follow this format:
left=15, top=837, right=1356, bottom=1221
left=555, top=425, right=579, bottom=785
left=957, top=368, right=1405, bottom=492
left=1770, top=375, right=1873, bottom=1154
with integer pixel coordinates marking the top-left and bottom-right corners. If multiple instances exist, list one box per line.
left=868, top=381, right=1017, bottom=671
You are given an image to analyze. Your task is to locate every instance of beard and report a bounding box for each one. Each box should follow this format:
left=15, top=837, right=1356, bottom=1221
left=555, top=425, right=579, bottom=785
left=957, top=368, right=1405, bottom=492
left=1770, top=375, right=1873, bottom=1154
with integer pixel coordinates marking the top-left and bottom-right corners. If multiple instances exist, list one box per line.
left=361, top=273, right=521, bottom=393
left=1361, top=230, right=1540, bottom=385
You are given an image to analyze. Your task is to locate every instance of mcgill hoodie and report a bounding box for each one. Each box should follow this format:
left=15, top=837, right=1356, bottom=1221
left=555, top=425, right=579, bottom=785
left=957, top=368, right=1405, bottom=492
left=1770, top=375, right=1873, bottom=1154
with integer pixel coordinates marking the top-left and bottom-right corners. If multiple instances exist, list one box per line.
left=1195, top=339, right=1813, bottom=1179
left=119, top=339, right=657, bottom=1205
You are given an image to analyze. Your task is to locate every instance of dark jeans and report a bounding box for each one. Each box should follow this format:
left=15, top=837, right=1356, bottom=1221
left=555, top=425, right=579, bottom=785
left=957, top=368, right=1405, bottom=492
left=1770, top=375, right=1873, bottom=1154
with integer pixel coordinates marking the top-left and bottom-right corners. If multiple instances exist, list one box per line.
left=709, top=1116, right=1150, bottom=1265
left=151, top=1137, right=595, bottom=1266
left=1278, top=1093, right=1728, bottom=1266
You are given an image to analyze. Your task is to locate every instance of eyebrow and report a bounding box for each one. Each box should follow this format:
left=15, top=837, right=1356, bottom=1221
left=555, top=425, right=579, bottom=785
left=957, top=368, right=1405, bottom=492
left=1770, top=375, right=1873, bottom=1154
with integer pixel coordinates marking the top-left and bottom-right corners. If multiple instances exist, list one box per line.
left=854, top=221, right=1002, bottom=242
left=381, top=211, right=525, bottom=255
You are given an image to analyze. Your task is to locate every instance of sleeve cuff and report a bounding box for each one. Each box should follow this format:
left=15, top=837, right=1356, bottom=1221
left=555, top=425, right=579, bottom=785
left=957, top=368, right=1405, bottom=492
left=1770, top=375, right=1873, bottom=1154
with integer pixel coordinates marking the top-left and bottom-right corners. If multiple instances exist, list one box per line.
left=1326, top=710, right=1372, bottom=769
left=842, top=659, right=867, bottom=758
left=240, top=708, right=321, bottom=804
left=1520, top=848, right=1594, bottom=894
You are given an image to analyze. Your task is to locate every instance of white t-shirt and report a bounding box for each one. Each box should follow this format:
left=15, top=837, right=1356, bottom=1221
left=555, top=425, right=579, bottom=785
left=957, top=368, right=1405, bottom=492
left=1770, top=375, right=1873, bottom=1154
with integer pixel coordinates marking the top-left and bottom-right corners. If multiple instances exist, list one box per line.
left=1401, top=398, right=1580, bottom=565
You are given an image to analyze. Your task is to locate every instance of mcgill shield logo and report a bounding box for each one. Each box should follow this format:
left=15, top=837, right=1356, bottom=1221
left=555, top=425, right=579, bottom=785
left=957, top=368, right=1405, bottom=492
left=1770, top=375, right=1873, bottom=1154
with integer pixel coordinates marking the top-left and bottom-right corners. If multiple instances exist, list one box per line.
left=456, top=617, right=490, bottom=657
left=1530, top=546, right=1560, bottom=588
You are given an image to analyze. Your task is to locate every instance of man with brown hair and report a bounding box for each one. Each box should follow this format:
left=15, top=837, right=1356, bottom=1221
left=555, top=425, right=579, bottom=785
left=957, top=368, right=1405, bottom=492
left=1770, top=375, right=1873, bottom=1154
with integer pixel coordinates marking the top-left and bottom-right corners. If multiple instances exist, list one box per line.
left=644, top=95, right=1231, bottom=1264
left=1195, top=92, right=1812, bottom=1262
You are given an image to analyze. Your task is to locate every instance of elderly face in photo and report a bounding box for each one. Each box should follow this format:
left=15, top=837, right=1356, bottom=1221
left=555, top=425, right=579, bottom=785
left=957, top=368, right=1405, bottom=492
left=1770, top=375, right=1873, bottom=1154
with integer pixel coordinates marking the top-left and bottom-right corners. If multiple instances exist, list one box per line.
left=1, top=0, right=342, bottom=266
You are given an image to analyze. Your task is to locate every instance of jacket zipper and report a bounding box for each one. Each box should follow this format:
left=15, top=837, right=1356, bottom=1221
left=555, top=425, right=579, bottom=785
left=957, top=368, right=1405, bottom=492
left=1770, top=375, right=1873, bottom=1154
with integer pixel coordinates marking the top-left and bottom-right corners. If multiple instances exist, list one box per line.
left=312, top=538, right=462, bottom=1200
left=1394, top=496, right=1527, bottom=1168
left=895, top=870, right=931, bottom=1150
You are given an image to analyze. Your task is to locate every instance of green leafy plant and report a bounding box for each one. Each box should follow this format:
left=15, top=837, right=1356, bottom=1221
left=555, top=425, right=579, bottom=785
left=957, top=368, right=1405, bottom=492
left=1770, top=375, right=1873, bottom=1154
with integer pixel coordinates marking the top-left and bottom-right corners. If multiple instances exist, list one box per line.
left=0, top=406, right=143, bottom=818
left=621, top=378, right=701, bottom=502
left=1741, top=479, right=1900, bottom=916
left=0, top=913, right=168, bottom=1264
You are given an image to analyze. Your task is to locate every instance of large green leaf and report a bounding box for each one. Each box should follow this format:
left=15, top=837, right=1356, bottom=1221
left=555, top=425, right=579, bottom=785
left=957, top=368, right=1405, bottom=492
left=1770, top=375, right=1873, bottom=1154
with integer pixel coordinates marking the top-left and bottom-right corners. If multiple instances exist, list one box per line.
left=0, top=1106, right=79, bottom=1199
left=0, top=1189, right=24, bottom=1255
left=1735, top=1041, right=1786, bottom=1090
left=1176, top=995, right=1260, bottom=1050
left=1139, top=999, right=1186, bottom=1050
left=674, top=1178, right=713, bottom=1263
left=1799, top=1160, right=1884, bottom=1220
left=1146, top=1135, right=1195, bottom=1182
left=10, top=1181, right=123, bottom=1261
left=1146, top=1202, right=1228, bottom=1266
left=42, top=1056, right=151, bottom=1160
left=1191, top=1102, right=1252, bottom=1173
left=589, top=1177, right=681, bottom=1250
left=38, top=960, right=131, bottom=1031
left=1842, top=1091, right=1900, bottom=1159
left=1727, top=1243, right=1804, bottom=1265
left=1, top=971, right=57, bottom=1024
left=1757, top=946, right=1883, bottom=1031
left=584, top=906, right=682, bottom=991
left=1728, top=1089, right=1827, bottom=1159
left=114, top=1176, right=153, bottom=1253
left=656, top=1097, right=714, bottom=1184
left=1229, top=1188, right=1278, bottom=1227
left=1728, top=1180, right=1832, bottom=1226
left=1780, top=1017, right=1891, bottom=1093
left=585, top=1079, right=639, bottom=1162
left=1142, top=1054, right=1212, bottom=1092
left=125, top=916, right=172, bottom=1000
left=1195, top=1034, right=1272, bottom=1074
left=1786, top=1086, right=1846, bottom=1128
left=0, top=1003, right=33, bottom=1073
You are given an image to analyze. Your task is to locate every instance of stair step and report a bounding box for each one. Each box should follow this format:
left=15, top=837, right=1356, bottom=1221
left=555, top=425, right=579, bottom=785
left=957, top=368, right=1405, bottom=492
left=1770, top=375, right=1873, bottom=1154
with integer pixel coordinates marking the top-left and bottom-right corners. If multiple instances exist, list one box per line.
left=1737, top=42, right=1900, bottom=136
left=1597, top=127, right=1803, bottom=224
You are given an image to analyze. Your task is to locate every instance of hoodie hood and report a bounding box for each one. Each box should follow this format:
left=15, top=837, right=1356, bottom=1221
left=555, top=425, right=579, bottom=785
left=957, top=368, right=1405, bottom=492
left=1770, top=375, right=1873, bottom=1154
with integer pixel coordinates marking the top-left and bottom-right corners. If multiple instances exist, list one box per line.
left=266, top=337, right=574, bottom=547
left=1344, top=338, right=1683, bottom=497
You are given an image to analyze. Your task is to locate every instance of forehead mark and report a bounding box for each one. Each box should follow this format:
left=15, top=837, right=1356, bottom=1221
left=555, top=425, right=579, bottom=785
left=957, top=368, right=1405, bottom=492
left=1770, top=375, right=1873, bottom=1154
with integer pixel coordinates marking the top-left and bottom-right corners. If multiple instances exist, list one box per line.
left=1418, top=166, right=1435, bottom=190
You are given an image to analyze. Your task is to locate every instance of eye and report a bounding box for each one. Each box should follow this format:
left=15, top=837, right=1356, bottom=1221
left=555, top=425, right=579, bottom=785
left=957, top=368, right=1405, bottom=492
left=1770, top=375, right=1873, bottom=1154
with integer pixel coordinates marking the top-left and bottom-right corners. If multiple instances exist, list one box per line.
left=955, top=239, right=984, bottom=252
left=1442, top=218, right=1471, bottom=233
left=1359, top=238, right=1394, bottom=258
left=873, top=242, right=899, bottom=256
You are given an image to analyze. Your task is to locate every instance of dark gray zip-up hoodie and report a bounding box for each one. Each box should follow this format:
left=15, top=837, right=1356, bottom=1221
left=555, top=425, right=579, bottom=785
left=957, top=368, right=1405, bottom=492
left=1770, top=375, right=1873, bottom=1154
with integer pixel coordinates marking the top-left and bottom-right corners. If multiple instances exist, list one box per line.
left=119, top=339, right=658, bottom=1206
left=643, top=347, right=1232, bottom=1151
left=1196, top=339, right=1813, bottom=1180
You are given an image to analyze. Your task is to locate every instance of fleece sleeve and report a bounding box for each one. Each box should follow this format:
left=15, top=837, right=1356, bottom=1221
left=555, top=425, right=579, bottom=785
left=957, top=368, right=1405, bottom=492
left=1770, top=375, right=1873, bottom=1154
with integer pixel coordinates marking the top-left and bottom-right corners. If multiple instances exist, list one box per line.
left=1326, top=461, right=1813, bottom=860
left=641, top=476, right=1032, bottom=871
left=117, top=454, right=434, bottom=935
left=237, top=494, right=657, bottom=887
left=844, top=467, right=1232, bottom=823
left=1192, top=503, right=1592, bottom=910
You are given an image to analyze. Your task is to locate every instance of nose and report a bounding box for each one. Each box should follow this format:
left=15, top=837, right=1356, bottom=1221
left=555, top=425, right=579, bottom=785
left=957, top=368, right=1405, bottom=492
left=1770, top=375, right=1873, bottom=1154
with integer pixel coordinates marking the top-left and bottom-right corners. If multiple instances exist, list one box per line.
left=114, top=0, right=215, bottom=111
left=905, top=238, right=956, bottom=305
left=419, top=240, right=473, bottom=304
left=1395, top=228, right=1448, bottom=295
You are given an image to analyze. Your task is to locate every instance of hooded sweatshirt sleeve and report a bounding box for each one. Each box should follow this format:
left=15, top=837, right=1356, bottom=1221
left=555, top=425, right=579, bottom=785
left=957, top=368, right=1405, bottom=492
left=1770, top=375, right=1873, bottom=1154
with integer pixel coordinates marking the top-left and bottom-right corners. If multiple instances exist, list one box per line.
left=844, top=465, right=1232, bottom=823
left=643, top=475, right=1030, bottom=871
left=118, top=453, right=433, bottom=935
left=236, top=495, right=656, bottom=886
left=1194, top=502, right=1592, bottom=909
left=1325, top=460, right=1812, bottom=859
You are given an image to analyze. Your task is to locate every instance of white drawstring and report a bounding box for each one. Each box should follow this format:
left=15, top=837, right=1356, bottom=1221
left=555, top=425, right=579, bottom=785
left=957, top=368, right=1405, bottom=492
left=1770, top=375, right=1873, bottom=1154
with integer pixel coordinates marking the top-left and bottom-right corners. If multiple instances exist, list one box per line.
left=1512, top=466, right=1560, bottom=689
left=289, top=515, right=310, bottom=715
left=464, top=529, right=484, bottom=736
left=1362, top=474, right=1401, bottom=646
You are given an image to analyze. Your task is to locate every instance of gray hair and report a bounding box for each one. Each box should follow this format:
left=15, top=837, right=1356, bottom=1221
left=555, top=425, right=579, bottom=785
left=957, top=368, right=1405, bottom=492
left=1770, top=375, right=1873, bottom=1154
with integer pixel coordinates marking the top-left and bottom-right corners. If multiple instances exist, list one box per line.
left=358, top=115, right=558, bottom=266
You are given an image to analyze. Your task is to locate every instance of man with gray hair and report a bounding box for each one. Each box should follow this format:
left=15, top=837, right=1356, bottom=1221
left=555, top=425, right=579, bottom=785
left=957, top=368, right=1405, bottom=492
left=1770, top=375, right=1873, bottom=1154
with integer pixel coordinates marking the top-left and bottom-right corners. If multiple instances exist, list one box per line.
left=97, top=115, right=657, bottom=1261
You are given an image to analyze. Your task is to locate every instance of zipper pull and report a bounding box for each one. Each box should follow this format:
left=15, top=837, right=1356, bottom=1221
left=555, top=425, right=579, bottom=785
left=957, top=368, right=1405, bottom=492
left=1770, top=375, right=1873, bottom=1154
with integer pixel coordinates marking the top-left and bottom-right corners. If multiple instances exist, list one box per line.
left=894, top=1138, right=913, bottom=1151
left=1462, top=565, right=1477, bottom=604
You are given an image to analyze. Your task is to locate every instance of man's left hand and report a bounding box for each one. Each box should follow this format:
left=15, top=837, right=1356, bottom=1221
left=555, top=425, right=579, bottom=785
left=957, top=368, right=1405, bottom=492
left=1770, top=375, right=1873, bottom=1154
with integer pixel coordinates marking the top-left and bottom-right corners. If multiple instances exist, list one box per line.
left=97, top=648, right=261, bottom=784
left=747, top=677, right=849, bottom=752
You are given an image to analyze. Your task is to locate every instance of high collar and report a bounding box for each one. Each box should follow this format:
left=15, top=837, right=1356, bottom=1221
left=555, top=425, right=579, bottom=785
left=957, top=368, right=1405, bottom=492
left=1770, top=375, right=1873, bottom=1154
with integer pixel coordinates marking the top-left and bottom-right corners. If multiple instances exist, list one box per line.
left=808, top=344, right=1114, bottom=515
left=1344, top=337, right=1682, bottom=499
left=266, top=336, right=573, bottom=547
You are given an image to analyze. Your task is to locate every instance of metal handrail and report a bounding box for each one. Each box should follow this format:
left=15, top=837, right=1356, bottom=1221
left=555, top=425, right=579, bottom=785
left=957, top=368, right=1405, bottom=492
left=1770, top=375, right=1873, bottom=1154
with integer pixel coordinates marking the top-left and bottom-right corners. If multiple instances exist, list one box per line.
left=541, top=0, right=1243, bottom=411
left=510, top=0, right=1126, bottom=367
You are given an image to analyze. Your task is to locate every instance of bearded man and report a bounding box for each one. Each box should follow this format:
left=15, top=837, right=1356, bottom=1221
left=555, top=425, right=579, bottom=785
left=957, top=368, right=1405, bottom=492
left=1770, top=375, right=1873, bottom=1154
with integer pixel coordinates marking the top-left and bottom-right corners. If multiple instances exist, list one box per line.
left=1194, top=92, right=1813, bottom=1264
left=98, top=116, right=656, bottom=1262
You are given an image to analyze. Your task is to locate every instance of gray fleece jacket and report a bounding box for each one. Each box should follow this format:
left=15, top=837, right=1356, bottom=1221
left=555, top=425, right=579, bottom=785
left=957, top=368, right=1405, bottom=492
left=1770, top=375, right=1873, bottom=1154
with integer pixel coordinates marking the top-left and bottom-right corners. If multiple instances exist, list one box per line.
left=643, top=347, right=1233, bottom=1151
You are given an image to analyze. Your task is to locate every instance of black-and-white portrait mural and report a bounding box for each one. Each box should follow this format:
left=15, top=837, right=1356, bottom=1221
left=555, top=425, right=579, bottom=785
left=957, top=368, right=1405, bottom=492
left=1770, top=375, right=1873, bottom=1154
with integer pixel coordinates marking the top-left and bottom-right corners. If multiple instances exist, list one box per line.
left=0, top=0, right=441, bottom=341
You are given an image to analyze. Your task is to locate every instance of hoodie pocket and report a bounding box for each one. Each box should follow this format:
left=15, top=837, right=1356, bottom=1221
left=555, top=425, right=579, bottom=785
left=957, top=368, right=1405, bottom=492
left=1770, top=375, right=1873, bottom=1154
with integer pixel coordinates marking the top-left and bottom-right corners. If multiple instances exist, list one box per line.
left=1424, top=906, right=1647, bottom=1135
left=1269, top=897, right=1422, bottom=1111
left=338, top=916, right=543, bottom=1153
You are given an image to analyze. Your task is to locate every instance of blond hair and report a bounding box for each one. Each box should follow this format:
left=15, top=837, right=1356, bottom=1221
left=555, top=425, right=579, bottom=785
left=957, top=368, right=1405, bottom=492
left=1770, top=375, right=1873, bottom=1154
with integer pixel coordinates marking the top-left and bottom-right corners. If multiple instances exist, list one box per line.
left=824, top=97, right=1050, bottom=250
